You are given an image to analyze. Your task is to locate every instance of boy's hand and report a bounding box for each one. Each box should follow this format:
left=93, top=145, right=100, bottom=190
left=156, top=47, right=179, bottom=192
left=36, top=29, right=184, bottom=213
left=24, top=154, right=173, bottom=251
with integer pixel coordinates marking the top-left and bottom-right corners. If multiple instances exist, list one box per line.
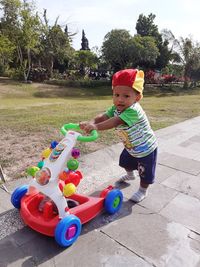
left=79, top=121, right=88, bottom=130
left=84, top=123, right=97, bottom=133
left=79, top=122, right=97, bottom=133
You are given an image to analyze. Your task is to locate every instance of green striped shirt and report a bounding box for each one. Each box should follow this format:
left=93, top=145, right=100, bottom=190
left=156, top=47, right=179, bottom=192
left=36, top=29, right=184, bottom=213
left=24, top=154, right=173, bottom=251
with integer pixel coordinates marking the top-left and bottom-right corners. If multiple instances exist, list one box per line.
left=106, top=103, right=158, bottom=158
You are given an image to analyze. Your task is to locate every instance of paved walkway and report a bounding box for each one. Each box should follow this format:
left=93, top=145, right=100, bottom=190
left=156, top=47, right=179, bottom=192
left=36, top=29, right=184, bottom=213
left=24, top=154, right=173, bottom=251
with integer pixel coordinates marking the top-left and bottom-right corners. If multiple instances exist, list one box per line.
left=0, top=116, right=200, bottom=267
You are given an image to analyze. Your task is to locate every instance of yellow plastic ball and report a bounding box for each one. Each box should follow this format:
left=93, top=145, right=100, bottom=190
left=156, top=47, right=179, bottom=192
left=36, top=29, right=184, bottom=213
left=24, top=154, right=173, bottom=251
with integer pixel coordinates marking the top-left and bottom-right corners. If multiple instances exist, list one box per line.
left=63, top=183, right=76, bottom=197
left=41, top=148, right=52, bottom=159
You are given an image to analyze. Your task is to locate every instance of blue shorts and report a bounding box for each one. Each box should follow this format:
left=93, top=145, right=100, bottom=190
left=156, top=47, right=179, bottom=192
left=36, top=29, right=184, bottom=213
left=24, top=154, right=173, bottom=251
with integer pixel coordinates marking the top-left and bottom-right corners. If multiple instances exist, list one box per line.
left=119, top=148, right=157, bottom=184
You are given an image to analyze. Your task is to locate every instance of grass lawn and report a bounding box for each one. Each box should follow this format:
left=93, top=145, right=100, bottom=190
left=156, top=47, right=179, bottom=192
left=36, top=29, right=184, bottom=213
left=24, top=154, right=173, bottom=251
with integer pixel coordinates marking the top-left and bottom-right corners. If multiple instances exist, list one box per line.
left=1, top=78, right=200, bottom=132
left=0, top=77, right=200, bottom=178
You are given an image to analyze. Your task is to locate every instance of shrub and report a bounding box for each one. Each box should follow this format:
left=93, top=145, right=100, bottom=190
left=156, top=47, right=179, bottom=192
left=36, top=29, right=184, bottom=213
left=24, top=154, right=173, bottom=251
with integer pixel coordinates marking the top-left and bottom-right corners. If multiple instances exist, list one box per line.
left=145, top=70, right=158, bottom=84
left=28, top=68, right=49, bottom=82
left=0, top=64, right=5, bottom=75
left=45, top=79, right=111, bottom=88
left=8, top=68, right=24, bottom=80
left=161, top=74, right=177, bottom=84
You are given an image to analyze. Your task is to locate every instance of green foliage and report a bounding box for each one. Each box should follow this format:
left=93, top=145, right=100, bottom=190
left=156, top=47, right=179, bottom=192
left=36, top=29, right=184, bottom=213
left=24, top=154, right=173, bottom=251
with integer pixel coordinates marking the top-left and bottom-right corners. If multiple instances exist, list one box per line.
left=0, top=1, right=199, bottom=84
left=0, top=0, right=21, bottom=37
left=8, top=67, right=24, bottom=80
left=102, top=29, right=133, bottom=71
left=156, top=40, right=171, bottom=69
left=136, top=13, right=171, bottom=69
left=164, top=34, right=200, bottom=87
left=0, top=63, right=5, bottom=75
left=162, top=64, right=183, bottom=77
left=0, top=0, right=41, bottom=81
left=101, top=29, right=160, bottom=71
left=71, top=50, right=99, bottom=75
left=39, top=10, right=74, bottom=77
left=0, top=33, right=15, bottom=69
left=0, top=1, right=75, bottom=79
left=136, top=13, right=159, bottom=38
left=131, top=35, right=159, bottom=68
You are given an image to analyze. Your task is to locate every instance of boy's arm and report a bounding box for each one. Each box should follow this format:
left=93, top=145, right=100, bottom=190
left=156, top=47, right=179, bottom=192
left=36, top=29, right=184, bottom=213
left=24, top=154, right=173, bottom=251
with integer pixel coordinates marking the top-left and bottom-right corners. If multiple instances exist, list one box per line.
left=80, top=113, right=109, bottom=129
left=93, top=113, right=109, bottom=124
left=82, top=116, right=124, bottom=133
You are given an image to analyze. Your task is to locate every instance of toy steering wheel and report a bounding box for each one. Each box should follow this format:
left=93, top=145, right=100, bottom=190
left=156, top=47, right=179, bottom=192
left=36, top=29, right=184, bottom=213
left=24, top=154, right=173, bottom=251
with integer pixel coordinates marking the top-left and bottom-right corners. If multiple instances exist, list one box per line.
left=60, top=123, right=99, bottom=142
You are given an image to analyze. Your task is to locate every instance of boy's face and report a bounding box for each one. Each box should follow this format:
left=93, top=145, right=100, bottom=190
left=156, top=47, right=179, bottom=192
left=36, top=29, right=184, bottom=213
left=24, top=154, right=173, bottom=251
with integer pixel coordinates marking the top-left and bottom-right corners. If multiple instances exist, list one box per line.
left=113, top=86, right=141, bottom=112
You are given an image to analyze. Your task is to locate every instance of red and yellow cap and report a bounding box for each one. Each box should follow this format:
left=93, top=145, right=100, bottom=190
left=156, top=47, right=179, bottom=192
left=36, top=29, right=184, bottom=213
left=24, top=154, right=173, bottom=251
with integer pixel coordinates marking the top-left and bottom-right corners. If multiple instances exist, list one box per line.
left=112, top=69, right=144, bottom=96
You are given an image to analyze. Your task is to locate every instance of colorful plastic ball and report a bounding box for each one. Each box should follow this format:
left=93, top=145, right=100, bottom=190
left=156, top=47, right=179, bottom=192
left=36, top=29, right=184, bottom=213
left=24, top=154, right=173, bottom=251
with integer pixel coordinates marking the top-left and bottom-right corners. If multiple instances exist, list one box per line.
left=41, top=148, right=52, bottom=159
left=76, top=170, right=83, bottom=180
left=27, top=166, right=40, bottom=177
left=59, top=169, right=73, bottom=181
left=37, top=161, right=44, bottom=169
left=59, top=171, right=68, bottom=181
left=63, top=183, right=76, bottom=197
left=50, top=140, right=58, bottom=149
left=65, top=171, right=83, bottom=186
left=71, top=147, right=80, bottom=159
left=67, top=159, right=79, bottom=171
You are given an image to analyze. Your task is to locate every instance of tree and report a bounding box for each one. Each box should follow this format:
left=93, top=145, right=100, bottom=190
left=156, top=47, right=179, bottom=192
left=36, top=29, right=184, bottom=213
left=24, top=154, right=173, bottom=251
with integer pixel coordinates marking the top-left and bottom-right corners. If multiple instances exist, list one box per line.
left=161, top=29, right=180, bottom=60
left=136, top=13, right=171, bottom=69
left=72, top=50, right=98, bottom=76
left=101, top=29, right=159, bottom=72
left=131, top=35, right=159, bottom=69
left=0, top=0, right=21, bottom=71
left=136, top=13, right=159, bottom=38
left=0, top=0, right=21, bottom=38
left=0, top=2, right=75, bottom=79
left=0, top=33, right=15, bottom=71
left=39, top=9, right=74, bottom=77
left=102, top=29, right=133, bottom=72
left=178, top=37, right=200, bottom=88
left=162, top=29, right=200, bottom=88
left=0, top=0, right=41, bottom=81
left=18, top=0, right=41, bottom=81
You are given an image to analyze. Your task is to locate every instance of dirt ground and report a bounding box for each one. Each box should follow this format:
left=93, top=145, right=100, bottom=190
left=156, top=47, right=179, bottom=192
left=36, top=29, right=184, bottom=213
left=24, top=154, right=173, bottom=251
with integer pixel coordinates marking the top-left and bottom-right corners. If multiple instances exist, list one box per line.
left=0, top=126, right=106, bottom=182
left=1, top=129, right=51, bottom=180
left=0, top=78, right=106, bottom=181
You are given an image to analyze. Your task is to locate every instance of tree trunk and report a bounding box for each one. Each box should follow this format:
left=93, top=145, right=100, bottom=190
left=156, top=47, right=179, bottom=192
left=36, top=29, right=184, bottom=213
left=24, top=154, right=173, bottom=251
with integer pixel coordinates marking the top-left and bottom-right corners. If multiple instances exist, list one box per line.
left=25, top=48, right=32, bottom=82
left=183, top=68, right=189, bottom=89
left=183, top=80, right=188, bottom=89
left=46, top=58, right=54, bottom=78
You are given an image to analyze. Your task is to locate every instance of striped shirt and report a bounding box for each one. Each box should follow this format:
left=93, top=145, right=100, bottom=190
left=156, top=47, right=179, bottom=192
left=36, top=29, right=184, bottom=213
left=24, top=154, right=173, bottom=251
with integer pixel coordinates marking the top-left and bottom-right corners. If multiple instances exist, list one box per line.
left=106, top=103, right=158, bottom=158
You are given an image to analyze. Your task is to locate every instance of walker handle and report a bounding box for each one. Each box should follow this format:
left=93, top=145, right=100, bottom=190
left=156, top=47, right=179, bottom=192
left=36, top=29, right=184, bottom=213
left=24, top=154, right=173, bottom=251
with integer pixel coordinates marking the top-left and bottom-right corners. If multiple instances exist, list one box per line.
left=60, top=123, right=99, bottom=142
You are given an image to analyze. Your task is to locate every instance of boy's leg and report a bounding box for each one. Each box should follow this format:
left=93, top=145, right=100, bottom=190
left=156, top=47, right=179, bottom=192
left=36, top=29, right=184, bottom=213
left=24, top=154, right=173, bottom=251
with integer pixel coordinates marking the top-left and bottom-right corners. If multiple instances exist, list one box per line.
left=130, top=148, right=157, bottom=203
left=118, top=149, right=137, bottom=182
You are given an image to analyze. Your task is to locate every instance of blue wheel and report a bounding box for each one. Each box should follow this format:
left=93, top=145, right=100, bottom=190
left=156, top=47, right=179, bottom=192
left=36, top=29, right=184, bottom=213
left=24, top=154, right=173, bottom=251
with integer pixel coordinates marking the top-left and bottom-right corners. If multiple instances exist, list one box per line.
left=104, top=189, right=123, bottom=214
left=11, top=185, right=28, bottom=209
left=55, top=215, right=82, bottom=247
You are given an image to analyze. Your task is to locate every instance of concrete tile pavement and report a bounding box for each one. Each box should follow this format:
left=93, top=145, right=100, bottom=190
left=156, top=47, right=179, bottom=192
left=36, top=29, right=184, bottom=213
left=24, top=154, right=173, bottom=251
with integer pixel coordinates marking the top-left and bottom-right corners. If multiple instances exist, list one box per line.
left=1, top=116, right=200, bottom=266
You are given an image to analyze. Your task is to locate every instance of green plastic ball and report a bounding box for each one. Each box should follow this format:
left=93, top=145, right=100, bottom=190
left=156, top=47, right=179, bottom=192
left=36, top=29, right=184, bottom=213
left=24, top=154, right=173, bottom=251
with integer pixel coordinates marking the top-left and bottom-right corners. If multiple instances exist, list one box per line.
left=27, top=166, right=40, bottom=177
left=67, top=158, right=79, bottom=171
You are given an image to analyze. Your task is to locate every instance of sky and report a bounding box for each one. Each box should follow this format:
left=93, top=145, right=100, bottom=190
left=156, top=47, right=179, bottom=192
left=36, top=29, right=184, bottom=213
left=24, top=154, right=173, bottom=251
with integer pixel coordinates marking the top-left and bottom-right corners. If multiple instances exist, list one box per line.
left=36, top=0, right=200, bottom=51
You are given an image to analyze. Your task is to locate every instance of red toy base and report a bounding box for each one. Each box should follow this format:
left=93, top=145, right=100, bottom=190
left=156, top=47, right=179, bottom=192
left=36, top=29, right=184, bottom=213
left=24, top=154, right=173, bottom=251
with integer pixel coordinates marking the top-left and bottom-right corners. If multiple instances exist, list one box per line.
left=20, top=190, right=108, bottom=236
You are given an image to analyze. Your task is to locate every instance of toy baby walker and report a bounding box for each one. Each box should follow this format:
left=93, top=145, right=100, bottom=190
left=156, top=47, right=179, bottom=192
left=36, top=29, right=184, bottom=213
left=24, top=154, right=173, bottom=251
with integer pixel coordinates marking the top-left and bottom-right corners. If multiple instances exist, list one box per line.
left=11, top=123, right=123, bottom=247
